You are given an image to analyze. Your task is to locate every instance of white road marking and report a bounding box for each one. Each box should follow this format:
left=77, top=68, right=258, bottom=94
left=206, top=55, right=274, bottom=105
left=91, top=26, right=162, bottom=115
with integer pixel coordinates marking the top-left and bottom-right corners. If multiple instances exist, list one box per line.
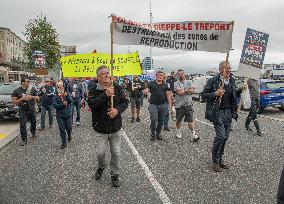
left=195, top=119, right=214, bottom=127
left=121, top=130, right=172, bottom=204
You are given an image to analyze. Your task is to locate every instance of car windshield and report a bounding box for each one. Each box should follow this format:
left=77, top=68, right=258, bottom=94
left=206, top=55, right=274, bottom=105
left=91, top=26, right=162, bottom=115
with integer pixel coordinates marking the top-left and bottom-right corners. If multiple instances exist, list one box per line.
left=0, top=83, right=20, bottom=95
left=265, top=81, right=284, bottom=89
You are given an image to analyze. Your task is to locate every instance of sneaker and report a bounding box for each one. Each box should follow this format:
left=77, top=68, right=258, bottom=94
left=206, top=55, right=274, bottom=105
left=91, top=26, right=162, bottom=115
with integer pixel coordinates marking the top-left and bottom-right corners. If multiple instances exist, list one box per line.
left=150, top=133, right=155, bottom=141
left=176, top=129, right=182, bottom=139
left=245, top=126, right=252, bottom=131
left=136, top=117, right=141, bottom=122
left=95, top=168, right=104, bottom=180
left=257, top=131, right=263, bottom=136
left=192, top=131, right=200, bottom=142
left=49, top=124, right=54, bottom=128
left=219, top=161, right=230, bottom=169
left=111, top=174, right=120, bottom=187
left=20, top=140, right=27, bottom=146
left=212, top=162, right=222, bottom=172
left=61, top=144, right=67, bottom=149
left=131, top=117, right=135, bottom=123
left=76, top=122, right=80, bottom=126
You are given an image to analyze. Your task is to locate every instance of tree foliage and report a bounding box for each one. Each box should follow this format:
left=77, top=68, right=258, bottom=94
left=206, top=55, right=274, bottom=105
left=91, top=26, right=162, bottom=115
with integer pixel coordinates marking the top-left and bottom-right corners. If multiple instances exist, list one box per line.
left=23, top=13, right=60, bottom=70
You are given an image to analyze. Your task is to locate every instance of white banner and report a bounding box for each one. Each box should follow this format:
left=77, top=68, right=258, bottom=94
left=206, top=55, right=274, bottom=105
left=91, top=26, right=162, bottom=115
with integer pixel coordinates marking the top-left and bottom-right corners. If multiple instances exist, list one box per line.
left=112, top=15, right=234, bottom=53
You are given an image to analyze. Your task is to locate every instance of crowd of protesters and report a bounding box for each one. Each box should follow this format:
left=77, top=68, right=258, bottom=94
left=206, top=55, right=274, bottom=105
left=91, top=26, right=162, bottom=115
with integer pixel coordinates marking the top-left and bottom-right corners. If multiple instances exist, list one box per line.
left=10, top=62, right=283, bottom=195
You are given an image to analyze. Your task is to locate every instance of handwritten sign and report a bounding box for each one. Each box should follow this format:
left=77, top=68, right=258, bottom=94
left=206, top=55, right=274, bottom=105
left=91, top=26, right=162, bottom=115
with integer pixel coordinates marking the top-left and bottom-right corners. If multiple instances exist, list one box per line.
left=60, top=52, right=142, bottom=77
left=237, top=28, right=269, bottom=80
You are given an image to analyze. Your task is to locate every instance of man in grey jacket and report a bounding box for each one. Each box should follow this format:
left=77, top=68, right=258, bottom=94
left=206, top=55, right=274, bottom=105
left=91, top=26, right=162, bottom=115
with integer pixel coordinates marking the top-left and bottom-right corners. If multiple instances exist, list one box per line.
left=244, top=78, right=263, bottom=136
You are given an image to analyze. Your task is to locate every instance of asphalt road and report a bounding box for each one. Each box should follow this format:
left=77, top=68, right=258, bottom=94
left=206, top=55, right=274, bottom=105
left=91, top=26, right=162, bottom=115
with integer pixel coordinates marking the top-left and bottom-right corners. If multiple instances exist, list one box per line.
left=0, top=101, right=283, bottom=204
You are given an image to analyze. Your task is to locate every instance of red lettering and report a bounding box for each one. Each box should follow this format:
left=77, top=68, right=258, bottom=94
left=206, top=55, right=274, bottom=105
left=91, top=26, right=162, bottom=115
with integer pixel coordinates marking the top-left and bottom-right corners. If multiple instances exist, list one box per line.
left=166, top=23, right=171, bottom=30
left=220, top=24, right=225, bottom=30
left=176, top=24, right=180, bottom=30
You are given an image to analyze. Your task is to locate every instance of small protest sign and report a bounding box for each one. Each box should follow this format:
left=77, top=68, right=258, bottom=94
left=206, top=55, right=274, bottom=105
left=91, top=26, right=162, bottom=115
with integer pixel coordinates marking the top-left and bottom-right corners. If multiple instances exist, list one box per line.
left=237, top=28, right=269, bottom=80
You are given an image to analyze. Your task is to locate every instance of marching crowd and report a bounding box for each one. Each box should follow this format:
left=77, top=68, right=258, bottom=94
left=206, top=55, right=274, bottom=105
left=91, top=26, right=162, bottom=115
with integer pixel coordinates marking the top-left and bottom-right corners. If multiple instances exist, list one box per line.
left=10, top=62, right=283, bottom=202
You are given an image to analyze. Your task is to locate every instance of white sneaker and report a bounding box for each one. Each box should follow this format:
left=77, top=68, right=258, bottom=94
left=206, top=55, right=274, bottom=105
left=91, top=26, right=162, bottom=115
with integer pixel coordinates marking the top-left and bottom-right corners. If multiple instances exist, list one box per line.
left=176, top=129, right=182, bottom=139
left=76, top=122, right=80, bottom=126
left=192, top=131, right=200, bottom=142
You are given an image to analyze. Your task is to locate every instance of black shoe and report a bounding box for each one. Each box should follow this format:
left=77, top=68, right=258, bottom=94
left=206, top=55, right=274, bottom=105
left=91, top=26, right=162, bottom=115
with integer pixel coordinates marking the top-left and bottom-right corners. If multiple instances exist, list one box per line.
left=95, top=168, right=104, bottom=180
left=61, top=144, right=67, bottom=149
left=20, top=140, right=27, bottom=146
left=219, top=161, right=230, bottom=169
left=212, top=162, right=222, bottom=172
left=111, top=175, right=120, bottom=187
left=67, top=136, right=72, bottom=142
left=156, top=135, right=162, bottom=140
left=150, top=134, right=155, bottom=141
left=164, top=127, right=170, bottom=131
left=38, top=127, right=45, bottom=131
left=136, top=117, right=141, bottom=122
left=131, top=117, right=135, bottom=123
left=245, top=126, right=253, bottom=131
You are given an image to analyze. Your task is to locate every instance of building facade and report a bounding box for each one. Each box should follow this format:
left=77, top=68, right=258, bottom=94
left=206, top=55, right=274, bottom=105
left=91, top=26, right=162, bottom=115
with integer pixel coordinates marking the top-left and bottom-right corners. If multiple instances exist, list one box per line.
left=0, top=27, right=26, bottom=67
left=141, top=57, right=154, bottom=70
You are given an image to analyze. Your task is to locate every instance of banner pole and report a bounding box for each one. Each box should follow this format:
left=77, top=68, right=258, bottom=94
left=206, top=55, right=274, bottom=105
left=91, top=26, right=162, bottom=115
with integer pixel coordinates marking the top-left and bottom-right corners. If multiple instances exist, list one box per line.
left=219, top=51, right=230, bottom=105
left=110, top=15, right=114, bottom=108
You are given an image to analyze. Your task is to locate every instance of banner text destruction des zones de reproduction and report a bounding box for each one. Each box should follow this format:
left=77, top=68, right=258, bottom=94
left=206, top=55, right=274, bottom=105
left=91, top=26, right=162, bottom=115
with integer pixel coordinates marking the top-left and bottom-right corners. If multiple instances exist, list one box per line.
left=112, top=15, right=234, bottom=53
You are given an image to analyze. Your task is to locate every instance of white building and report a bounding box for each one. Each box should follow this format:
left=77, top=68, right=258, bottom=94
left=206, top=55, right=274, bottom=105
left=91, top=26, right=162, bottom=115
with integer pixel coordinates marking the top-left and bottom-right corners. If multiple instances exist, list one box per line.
left=0, top=27, right=26, bottom=66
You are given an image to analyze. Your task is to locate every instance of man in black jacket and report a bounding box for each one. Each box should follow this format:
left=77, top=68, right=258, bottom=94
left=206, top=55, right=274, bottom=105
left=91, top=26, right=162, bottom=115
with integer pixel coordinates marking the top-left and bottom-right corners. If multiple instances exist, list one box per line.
left=39, top=78, right=55, bottom=131
left=88, top=65, right=128, bottom=187
left=201, top=61, right=239, bottom=172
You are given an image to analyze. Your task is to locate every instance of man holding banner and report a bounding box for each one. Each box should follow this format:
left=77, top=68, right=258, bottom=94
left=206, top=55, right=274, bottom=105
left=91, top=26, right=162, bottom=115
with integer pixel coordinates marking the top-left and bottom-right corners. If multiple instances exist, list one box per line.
left=87, top=65, right=128, bottom=187
left=201, top=61, right=239, bottom=172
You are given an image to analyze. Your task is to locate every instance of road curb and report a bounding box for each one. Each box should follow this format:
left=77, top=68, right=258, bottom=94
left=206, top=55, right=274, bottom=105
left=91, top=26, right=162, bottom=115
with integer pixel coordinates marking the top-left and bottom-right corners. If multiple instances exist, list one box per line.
left=0, top=114, right=41, bottom=150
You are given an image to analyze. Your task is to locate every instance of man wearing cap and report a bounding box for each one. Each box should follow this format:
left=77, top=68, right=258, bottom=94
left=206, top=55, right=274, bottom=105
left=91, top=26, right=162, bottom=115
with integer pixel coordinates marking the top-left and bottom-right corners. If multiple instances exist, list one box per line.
left=38, top=78, right=56, bottom=131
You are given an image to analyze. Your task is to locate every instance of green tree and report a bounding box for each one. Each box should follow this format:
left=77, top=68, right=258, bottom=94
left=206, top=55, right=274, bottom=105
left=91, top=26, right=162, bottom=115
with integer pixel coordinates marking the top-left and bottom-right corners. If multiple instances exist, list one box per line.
left=23, top=13, right=60, bottom=71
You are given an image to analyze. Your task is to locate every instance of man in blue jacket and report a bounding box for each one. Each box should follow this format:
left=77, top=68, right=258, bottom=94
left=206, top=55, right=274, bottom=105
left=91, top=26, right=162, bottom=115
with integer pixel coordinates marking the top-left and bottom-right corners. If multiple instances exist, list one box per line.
left=88, top=65, right=128, bottom=187
left=68, top=78, right=84, bottom=126
left=39, top=78, right=55, bottom=131
left=201, top=61, right=239, bottom=172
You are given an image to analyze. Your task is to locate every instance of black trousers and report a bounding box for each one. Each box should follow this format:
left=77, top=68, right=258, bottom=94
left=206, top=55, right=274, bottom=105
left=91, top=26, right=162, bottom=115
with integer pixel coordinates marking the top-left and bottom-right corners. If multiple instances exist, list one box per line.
left=19, top=109, right=36, bottom=141
left=278, top=166, right=284, bottom=204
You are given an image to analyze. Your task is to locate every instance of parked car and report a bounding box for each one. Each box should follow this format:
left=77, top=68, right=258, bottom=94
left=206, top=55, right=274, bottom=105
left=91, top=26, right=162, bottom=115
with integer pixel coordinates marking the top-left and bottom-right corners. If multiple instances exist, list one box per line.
left=258, top=79, right=284, bottom=113
left=0, top=82, right=21, bottom=119
left=191, top=75, right=213, bottom=102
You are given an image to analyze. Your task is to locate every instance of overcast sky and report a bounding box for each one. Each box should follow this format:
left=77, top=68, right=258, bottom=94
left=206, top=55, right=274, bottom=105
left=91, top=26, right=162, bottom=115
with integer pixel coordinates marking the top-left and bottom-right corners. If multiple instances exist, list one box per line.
left=1, top=0, right=283, bottom=73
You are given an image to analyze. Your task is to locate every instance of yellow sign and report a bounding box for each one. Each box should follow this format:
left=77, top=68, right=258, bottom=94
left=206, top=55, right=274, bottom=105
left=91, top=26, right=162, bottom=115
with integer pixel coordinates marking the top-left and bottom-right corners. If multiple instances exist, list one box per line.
left=60, top=52, right=142, bottom=77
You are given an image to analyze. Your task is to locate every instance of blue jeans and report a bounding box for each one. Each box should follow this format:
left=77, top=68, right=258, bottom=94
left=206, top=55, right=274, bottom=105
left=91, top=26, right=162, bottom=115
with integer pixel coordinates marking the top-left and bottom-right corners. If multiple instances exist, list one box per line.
left=72, top=99, right=81, bottom=123
left=212, top=109, right=232, bottom=163
left=56, top=116, right=72, bottom=145
left=96, top=130, right=122, bottom=176
left=40, top=105, right=53, bottom=128
left=19, top=109, right=36, bottom=141
left=148, top=103, right=167, bottom=136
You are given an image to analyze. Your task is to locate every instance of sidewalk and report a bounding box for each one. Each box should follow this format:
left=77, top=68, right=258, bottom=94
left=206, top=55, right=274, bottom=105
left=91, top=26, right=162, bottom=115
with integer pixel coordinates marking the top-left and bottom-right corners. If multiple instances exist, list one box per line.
left=0, top=115, right=41, bottom=149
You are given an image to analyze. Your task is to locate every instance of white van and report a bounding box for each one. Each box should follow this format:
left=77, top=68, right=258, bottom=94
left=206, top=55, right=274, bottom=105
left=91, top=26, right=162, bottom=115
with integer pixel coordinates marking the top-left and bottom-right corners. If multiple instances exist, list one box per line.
left=191, top=75, right=213, bottom=102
